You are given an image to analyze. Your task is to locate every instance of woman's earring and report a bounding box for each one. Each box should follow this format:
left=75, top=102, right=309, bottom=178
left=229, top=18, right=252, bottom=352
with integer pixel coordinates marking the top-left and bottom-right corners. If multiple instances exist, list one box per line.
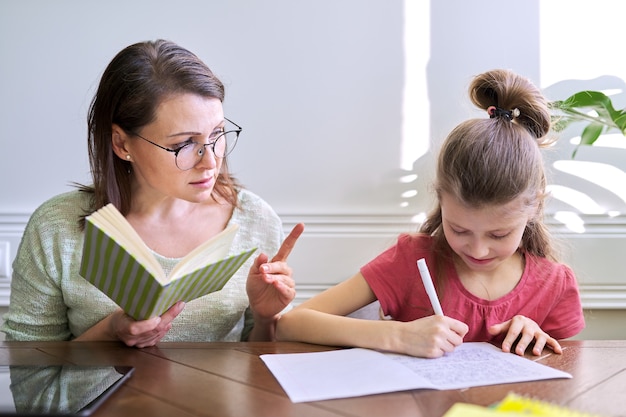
left=126, top=154, right=131, bottom=160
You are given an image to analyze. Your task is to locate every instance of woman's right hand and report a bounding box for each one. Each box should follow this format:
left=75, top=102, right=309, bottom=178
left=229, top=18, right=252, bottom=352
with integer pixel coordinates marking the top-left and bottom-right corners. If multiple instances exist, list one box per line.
left=396, top=315, right=468, bottom=358
left=107, top=301, right=186, bottom=348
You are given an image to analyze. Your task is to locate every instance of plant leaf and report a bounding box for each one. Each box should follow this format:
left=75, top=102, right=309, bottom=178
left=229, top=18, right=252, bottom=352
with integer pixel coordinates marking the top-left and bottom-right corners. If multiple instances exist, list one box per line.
left=550, top=88, right=626, bottom=158
left=571, top=122, right=605, bottom=158
left=580, top=122, right=605, bottom=146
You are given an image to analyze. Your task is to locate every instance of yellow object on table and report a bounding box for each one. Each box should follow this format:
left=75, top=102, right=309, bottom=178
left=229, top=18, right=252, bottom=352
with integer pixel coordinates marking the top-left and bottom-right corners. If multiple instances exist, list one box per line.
left=443, top=392, right=605, bottom=416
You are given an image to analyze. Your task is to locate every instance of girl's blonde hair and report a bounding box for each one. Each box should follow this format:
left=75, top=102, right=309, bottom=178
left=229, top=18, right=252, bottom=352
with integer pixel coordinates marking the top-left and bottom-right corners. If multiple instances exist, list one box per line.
left=420, top=69, right=557, bottom=277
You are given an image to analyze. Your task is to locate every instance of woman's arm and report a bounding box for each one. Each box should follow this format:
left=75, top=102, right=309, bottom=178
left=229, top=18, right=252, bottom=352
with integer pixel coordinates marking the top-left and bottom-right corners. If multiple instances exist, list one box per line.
left=74, top=301, right=185, bottom=347
left=245, top=223, right=304, bottom=341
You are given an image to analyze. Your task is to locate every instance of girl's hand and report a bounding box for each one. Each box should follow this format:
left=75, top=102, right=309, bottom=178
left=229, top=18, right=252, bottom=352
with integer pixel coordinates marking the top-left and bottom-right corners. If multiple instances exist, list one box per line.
left=109, top=301, right=186, bottom=348
left=398, top=315, right=469, bottom=358
left=246, top=223, right=304, bottom=320
left=488, top=315, right=562, bottom=356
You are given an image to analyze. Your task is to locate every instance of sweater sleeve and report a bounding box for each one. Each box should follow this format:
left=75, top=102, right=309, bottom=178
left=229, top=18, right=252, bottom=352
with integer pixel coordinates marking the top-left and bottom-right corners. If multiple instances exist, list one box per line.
left=1, top=199, right=74, bottom=341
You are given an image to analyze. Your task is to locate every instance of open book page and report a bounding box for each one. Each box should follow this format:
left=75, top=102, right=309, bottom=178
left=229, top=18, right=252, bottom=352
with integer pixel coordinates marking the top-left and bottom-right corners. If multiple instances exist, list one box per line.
left=262, top=348, right=429, bottom=403
left=86, top=204, right=164, bottom=280
left=383, top=342, right=571, bottom=389
left=169, top=224, right=239, bottom=279
left=86, top=204, right=241, bottom=284
left=260, top=342, right=572, bottom=403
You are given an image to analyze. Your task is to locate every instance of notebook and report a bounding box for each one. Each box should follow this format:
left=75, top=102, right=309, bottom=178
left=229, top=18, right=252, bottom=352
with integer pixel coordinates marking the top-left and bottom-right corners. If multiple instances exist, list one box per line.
left=443, top=392, right=606, bottom=416
left=0, top=365, right=134, bottom=416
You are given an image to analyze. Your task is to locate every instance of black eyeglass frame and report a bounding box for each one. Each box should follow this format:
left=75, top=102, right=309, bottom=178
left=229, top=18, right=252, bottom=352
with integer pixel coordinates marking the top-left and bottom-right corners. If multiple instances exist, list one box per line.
left=130, top=117, right=242, bottom=171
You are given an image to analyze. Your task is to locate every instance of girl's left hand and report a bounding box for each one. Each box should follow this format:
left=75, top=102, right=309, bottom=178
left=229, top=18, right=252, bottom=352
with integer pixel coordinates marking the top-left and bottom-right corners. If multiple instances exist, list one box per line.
left=246, top=223, right=304, bottom=319
left=488, top=315, right=562, bottom=356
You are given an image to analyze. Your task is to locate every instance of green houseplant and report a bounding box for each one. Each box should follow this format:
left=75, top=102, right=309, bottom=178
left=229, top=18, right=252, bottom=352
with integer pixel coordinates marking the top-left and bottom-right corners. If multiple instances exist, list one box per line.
left=550, top=91, right=626, bottom=157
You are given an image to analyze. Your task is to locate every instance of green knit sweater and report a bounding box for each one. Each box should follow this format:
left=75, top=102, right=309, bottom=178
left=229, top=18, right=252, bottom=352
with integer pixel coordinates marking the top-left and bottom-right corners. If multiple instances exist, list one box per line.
left=1, top=189, right=283, bottom=341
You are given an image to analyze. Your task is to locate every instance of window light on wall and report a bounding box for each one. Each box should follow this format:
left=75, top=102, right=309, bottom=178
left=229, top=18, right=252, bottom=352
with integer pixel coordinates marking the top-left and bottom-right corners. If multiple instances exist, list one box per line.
left=541, top=0, right=626, bottom=232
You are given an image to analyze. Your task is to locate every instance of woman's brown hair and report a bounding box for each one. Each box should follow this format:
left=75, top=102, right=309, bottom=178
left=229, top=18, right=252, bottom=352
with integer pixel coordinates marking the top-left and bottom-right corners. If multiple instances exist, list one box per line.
left=78, top=39, right=240, bottom=226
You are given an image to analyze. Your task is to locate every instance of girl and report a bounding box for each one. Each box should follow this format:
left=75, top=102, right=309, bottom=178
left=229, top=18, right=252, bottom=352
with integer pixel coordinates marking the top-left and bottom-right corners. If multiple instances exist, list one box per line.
left=276, top=69, right=584, bottom=358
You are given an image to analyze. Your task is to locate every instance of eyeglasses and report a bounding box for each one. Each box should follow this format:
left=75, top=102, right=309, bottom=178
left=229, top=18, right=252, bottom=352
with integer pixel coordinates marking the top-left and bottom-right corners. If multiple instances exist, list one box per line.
left=131, top=118, right=242, bottom=171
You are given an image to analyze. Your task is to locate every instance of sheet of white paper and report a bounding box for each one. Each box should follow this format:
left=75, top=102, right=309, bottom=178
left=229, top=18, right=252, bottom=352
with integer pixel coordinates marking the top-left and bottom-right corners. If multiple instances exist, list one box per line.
left=260, top=342, right=572, bottom=403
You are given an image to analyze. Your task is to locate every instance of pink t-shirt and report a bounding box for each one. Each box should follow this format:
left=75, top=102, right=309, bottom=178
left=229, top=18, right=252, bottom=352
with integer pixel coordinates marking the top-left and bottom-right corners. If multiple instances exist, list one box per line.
left=360, top=234, right=585, bottom=343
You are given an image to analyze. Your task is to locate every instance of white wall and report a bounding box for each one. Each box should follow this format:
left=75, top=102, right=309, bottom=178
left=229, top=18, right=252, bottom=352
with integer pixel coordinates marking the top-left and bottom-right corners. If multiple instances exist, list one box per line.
left=1, top=0, right=625, bottom=338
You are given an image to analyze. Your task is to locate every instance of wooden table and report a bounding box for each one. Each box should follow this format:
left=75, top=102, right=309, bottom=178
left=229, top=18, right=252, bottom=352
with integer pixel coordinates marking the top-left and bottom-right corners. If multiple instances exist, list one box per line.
left=0, top=340, right=623, bottom=417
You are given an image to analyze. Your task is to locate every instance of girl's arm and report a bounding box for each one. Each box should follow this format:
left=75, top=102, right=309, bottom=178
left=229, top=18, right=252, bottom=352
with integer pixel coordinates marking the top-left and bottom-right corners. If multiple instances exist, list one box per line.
left=276, top=273, right=468, bottom=358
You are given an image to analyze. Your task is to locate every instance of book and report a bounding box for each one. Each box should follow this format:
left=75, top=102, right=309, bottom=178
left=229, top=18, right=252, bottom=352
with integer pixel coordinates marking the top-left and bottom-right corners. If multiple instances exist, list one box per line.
left=79, top=203, right=256, bottom=320
left=260, top=342, right=572, bottom=403
left=443, top=392, right=605, bottom=416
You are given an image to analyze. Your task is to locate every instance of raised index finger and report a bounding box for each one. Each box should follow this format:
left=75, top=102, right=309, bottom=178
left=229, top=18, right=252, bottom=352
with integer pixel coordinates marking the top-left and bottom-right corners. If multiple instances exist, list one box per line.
left=271, top=223, right=305, bottom=262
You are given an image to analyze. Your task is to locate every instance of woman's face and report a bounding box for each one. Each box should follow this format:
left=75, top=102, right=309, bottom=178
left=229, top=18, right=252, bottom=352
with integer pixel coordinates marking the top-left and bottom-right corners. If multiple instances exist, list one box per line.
left=440, top=192, right=534, bottom=273
left=122, top=93, right=226, bottom=204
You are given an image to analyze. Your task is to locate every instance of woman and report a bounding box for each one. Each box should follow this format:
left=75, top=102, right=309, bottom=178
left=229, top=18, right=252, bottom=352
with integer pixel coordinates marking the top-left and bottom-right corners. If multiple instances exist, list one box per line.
left=2, top=39, right=303, bottom=347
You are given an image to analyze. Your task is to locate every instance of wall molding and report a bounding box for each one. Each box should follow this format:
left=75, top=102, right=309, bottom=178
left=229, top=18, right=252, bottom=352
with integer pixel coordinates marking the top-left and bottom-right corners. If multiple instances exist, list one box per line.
left=1, top=210, right=625, bottom=309
left=0, top=212, right=31, bottom=231
left=579, top=285, right=626, bottom=309
left=280, top=212, right=626, bottom=234
left=293, top=284, right=626, bottom=310
left=279, top=211, right=626, bottom=310
left=5, top=209, right=626, bottom=233
left=0, top=282, right=10, bottom=306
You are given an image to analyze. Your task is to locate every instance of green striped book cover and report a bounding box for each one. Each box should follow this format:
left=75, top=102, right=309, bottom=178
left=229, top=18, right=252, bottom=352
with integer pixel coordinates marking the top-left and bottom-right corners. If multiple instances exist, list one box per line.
left=78, top=204, right=256, bottom=320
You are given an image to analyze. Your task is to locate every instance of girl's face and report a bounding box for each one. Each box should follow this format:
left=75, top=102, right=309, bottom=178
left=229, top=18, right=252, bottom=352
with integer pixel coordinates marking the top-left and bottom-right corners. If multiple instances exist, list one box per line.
left=120, top=93, right=226, bottom=204
left=440, top=192, right=535, bottom=273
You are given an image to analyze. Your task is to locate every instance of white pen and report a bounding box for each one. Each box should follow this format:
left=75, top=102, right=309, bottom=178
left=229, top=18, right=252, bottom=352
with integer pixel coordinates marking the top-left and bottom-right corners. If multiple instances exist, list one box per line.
left=417, top=258, right=444, bottom=316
